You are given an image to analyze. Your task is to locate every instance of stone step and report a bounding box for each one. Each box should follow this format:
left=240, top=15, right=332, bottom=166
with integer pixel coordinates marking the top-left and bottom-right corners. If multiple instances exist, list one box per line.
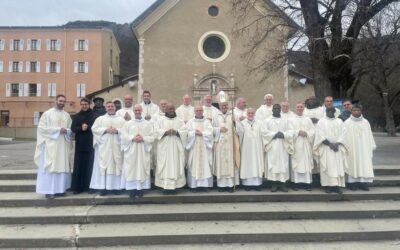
left=1, top=174, right=399, bottom=193
left=79, top=241, right=400, bottom=250
left=1, top=218, right=400, bottom=248
left=0, top=165, right=397, bottom=180
left=1, top=187, right=400, bottom=207
left=1, top=201, right=400, bottom=225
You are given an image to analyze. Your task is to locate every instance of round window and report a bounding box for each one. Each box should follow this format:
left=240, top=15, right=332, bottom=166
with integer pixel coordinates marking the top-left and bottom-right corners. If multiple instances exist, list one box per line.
left=203, top=36, right=225, bottom=59
left=208, top=6, right=219, bottom=17
left=198, top=31, right=231, bottom=63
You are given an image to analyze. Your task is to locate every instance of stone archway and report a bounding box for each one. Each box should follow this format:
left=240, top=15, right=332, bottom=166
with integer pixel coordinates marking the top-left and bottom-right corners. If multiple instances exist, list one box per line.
left=192, top=73, right=237, bottom=106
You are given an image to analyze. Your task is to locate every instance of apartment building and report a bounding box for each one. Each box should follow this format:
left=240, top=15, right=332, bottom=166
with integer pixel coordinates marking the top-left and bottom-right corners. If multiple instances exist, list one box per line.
left=0, top=27, right=120, bottom=128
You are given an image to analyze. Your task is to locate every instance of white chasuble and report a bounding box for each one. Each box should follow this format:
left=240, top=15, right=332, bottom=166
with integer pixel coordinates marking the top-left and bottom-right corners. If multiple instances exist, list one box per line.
left=255, top=105, right=272, bottom=122
left=155, top=116, right=187, bottom=189
left=314, top=117, right=348, bottom=187
left=186, top=117, right=214, bottom=188
left=261, top=117, right=293, bottom=182
left=343, top=115, right=375, bottom=182
left=176, top=105, right=195, bottom=123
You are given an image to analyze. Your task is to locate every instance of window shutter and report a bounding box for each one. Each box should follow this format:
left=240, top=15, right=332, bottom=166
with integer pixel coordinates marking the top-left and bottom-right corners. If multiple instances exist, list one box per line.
left=81, top=83, right=86, bottom=96
left=85, top=40, right=89, bottom=51
left=37, top=83, right=41, bottom=96
left=0, top=61, right=3, bottom=72
left=74, top=62, right=78, bottom=73
left=37, top=39, right=41, bottom=50
left=33, top=112, right=40, bottom=125
left=20, top=40, right=24, bottom=51
left=46, top=62, right=50, bottom=73
left=18, top=83, right=24, bottom=97
left=52, top=83, right=57, bottom=96
left=56, top=62, right=60, bottom=73
left=37, top=61, right=40, bottom=72
left=9, top=39, right=14, bottom=51
left=26, top=61, right=30, bottom=72
left=23, top=83, right=29, bottom=96
left=46, top=39, right=50, bottom=50
left=6, top=83, right=11, bottom=97
left=74, top=39, right=78, bottom=51
left=0, top=39, right=4, bottom=50
left=56, top=39, right=61, bottom=51
left=27, top=39, right=31, bottom=51
left=85, top=62, right=89, bottom=73
left=8, top=61, right=12, bottom=72
left=76, top=83, right=81, bottom=97
left=18, top=61, right=23, bottom=72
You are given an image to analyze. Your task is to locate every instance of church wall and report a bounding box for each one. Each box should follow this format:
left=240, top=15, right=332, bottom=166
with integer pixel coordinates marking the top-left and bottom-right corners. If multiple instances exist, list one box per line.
left=138, top=0, right=290, bottom=108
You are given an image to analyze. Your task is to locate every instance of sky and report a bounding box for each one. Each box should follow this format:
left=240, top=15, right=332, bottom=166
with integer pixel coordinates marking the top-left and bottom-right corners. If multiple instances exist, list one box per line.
left=0, top=0, right=158, bottom=26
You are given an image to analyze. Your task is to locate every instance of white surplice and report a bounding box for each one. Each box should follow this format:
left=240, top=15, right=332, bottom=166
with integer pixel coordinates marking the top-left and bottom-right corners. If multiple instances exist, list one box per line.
left=237, top=119, right=264, bottom=186
left=176, top=104, right=195, bottom=123
left=203, top=105, right=219, bottom=122
left=288, top=115, right=315, bottom=184
left=116, top=107, right=134, bottom=120
left=155, top=116, right=187, bottom=189
left=35, top=108, right=72, bottom=195
left=314, top=117, right=348, bottom=187
left=261, top=117, right=293, bottom=183
left=186, top=117, right=214, bottom=188
left=233, top=107, right=247, bottom=122
left=140, top=102, right=160, bottom=121
left=120, top=118, right=154, bottom=190
left=90, top=114, right=125, bottom=190
left=255, top=104, right=272, bottom=122
left=343, top=115, right=376, bottom=183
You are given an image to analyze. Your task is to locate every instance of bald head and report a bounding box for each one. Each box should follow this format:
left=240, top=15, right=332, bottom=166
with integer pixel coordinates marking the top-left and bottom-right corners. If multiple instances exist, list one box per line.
left=281, top=101, right=290, bottom=113
left=194, top=105, right=204, bottom=118
left=159, top=99, right=168, bottom=113
left=247, top=108, right=255, bottom=120
left=124, top=94, right=133, bottom=108
left=182, top=94, right=191, bottom=106
left=133, top=104, right=142, bottom=119
left=236, top=97, right=246, bottom=110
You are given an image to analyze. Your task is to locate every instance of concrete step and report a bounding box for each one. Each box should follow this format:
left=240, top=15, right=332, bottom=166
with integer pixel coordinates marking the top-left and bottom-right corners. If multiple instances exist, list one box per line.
left=0, top=169, right=36, bottom=180
left=0, top=165, right=397, bottom=180
left=374, top=175, right=400, bottom=186
left=1, top=201, right=400, bottom=225
left=1, top=187, right=400, bottom=207
left=80, top=241, right=400, bottom=250
left=1, top=218, right=400, bottom=248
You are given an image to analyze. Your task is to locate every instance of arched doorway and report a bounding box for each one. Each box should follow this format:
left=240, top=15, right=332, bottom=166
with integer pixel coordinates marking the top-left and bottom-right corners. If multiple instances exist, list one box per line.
left=192, top=73, right=236, bottom=106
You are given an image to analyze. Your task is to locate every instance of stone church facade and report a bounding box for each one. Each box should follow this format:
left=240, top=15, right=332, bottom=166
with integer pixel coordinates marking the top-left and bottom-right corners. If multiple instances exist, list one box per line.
left=131, top=0, right=309, bottom=108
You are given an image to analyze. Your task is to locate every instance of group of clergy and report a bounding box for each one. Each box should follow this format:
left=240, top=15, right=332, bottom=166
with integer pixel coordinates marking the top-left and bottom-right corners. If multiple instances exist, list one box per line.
left=34, top=91, right=376, bottom=199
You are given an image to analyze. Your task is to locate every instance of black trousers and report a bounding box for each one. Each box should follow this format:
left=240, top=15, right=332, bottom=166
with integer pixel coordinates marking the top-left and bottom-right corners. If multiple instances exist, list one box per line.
left=71, top=149, right=94, bottom=192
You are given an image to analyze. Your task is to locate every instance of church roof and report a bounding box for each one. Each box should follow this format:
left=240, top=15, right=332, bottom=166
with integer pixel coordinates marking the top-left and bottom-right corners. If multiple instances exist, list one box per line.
left=131, top=0, right=300, bottom=37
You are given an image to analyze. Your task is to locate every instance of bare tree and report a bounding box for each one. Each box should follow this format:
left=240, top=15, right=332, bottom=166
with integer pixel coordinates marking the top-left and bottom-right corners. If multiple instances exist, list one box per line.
left=231, top=0, right=400, bottom=102
left=352, top=5, right=400, bottom=136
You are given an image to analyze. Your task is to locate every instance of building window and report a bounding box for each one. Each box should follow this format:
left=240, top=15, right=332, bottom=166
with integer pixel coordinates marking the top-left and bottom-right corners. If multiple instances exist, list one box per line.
left=208, top=6, right=219, bottom=16
left=11, top=83, right=19, bottom=97
left=50, top=62, right=57, bottom=73
left=30, top=62, right=37, bottom=72
left=13, top=39, right=21, bottom=51
left=50, top=39, right=57, bottom=51
left=77, top=83, right=86, bottom=97
left=31, top=39, right=38, bottom=51
left=12, top=62, right=19, bottom=72
left=0, top=39, right=5, bottom=51
left=0, top=111, right=10, bottom=127
left=28, top=84, right=38, bottom=97
left=0, top=61, right=3, bottom=72
left=198, top=31, right=231, bottom=63
left=48, top=83, right=57, bottom=97
left=78, top=62, right=85, bottom=73
left=78, top=40, right=85, bottom=51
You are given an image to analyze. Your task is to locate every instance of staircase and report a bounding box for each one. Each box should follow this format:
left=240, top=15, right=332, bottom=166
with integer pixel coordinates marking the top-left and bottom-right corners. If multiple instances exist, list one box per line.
left=0, top=165, right=400, bottom=248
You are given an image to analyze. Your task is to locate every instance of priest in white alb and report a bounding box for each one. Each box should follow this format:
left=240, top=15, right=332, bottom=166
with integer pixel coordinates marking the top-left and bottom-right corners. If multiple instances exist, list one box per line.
left=261, top=104, right=293, bottom=192
left=314, top=107, right=348, bottom=194
left=288, top=102, right=315, bottom=191
left=185, top=105, right=214, bottom=191
left=255, top=94, right=273, bottom=122
left=35, top=94, right=72, bottom=199
left=203, top=94, right=219, bottom=122
left=155, top=104, right=187, bottom=194
left=121, top=104, right=154, bottom=198
left=176, top=94, right=194, bottom=123
left=233, top=97, right=247, bottom=122
left=116, top=94, right=135, bottom=121
left=237, top=108, right=264, bottom=190
left=90, top=101, right=125, bottom=195
left=212, top=92, right=240, bottom=192
left=343, top=104, right=375, bottom=191
left=140, top=90, right=159, bottom=122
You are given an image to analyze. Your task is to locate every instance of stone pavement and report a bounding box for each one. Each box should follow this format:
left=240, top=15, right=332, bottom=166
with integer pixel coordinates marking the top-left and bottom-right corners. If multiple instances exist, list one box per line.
left=1, top=133, right=398, bottom=170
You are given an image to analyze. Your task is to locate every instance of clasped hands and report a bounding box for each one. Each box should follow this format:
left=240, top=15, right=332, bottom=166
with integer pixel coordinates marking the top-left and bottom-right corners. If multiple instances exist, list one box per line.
left=106, top=126, right=118, bottom=134
left=132, top=134, right=144, bottom=143
left=165, top=129, right=178, bottom=136
left=273, top=131, right=284, bottom=139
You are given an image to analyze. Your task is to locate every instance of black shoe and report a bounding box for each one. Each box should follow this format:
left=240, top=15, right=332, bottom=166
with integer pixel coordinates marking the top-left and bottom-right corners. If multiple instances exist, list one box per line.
left=271, top=184, right=278, bottom=192
left=279, top=184, right=288, bottom=192
left=324, top=187, right=332, bottom=193
left=99, top=190, right=107, bottom=196
left=137, top=190, right=144, bottom=198
left=244, top=186, right=251, bottom=191
left=349, top=183, right=358, bottom=191
left=54, top=193, right=65, bottom=197
left=218, top=187, right=225, bottom=192
left=72, top=190, right=81, bottom=195
left=332, top=186, right=343, bottom=194
left=129, top=191, right=136, bottom=199
left=88, top=189, right=96, bottom=194
left=254, top=186, right=262, bottom=191
left=227, top=187, right=234, bottom=193
left=45, top=194, right=55, bottom=199
left=305, top=184, right=312, bottom=191
left=190, top=188, right=198, bottom=193
left=291, top=183, right=298, bottom=191
left=112, top=190, right=122, bottom=195
left=359, top=183, right=370, bottom=191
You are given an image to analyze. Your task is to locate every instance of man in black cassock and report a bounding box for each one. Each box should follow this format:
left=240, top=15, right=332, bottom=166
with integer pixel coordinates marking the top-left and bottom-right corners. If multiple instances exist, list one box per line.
left=71, top=98, right=96, bottom=194
left=92, top=97, right=106, bottom=118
